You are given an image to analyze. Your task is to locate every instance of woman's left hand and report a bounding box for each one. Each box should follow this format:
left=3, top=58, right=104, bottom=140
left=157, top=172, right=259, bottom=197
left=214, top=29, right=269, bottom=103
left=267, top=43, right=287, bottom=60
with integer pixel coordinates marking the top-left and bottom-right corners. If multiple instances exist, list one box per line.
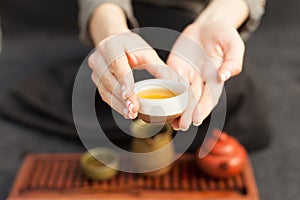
left=167, top=20, right=245, bottom=130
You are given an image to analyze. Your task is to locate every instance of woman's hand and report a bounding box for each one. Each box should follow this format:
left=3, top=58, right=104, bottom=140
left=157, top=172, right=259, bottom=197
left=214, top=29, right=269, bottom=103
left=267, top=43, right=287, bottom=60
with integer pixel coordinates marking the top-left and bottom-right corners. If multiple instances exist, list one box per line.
left=88, top=3, right=179, bottom=119
left=166, top=0, right=249, bottom=131
left=89, top=31, right=180, bottom=119
left=167, top=20, right=245, bottom=131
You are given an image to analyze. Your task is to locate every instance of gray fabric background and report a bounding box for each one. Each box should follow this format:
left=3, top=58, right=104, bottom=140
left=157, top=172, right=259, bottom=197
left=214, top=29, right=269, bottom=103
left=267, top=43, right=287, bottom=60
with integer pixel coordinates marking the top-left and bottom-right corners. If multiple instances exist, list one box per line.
left=0, top=0, right=299, bottom=199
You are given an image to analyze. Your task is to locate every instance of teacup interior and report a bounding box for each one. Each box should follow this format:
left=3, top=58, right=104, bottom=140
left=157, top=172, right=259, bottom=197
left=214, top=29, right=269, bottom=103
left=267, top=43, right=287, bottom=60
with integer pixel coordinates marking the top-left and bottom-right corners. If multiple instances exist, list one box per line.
left=135, top=80, right=186, bottom=100
left=137, top=87, right=177, bottom=99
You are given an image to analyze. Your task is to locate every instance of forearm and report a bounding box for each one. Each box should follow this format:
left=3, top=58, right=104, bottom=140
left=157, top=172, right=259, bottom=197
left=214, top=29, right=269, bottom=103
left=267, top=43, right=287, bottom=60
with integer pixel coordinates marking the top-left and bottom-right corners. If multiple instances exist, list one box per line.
left=196, top=0, right=249, bottom=28
left=89, top=3, right=129, bottom=45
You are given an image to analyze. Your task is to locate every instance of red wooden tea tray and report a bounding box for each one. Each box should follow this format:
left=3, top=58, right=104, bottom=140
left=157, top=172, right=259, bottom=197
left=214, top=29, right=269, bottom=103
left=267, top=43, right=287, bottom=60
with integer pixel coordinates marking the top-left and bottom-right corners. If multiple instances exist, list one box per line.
left=8, top=153, right=259, bottom=199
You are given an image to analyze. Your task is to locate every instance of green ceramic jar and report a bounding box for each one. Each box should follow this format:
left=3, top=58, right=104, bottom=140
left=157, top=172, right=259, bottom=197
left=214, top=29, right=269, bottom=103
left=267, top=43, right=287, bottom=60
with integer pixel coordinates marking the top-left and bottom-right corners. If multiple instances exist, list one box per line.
left=80, top=147, right=120, bottom=181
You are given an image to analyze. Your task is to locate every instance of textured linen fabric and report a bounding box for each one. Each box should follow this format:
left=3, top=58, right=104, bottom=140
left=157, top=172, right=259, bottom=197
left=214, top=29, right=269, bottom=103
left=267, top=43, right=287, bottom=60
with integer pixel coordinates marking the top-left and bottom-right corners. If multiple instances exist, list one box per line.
left=78, top=0, right=266, bottom=45
left=0, top=18, right=2, bottom=53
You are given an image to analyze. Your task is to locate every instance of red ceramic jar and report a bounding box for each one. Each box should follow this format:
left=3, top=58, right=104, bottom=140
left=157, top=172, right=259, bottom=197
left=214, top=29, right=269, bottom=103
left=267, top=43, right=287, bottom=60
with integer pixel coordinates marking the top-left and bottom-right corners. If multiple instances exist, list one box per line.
left=196, top=129, right=247, bottom=178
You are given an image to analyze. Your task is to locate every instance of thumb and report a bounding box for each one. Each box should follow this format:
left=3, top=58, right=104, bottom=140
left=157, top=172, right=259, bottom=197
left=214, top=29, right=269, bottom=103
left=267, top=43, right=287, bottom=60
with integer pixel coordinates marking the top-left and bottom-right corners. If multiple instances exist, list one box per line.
left=218, top=35, right=245, bottom=82
left=218, top=59, right=243, bottom=82
left=131, top=50, right=181, bottom=81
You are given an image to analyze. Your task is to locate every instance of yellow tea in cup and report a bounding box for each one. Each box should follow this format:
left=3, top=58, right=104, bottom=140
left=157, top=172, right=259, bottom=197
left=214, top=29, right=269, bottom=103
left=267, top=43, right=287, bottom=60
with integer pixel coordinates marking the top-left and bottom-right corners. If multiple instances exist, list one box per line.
left=137, top=88, right=177, bottom=99
left=134, top=79, right=188, bottom=124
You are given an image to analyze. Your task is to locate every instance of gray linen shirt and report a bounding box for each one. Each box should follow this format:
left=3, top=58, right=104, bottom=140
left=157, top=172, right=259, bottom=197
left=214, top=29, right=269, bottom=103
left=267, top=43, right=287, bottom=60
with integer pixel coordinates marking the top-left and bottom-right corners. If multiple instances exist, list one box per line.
left=0, top=18, right=2, bottom=53
left=78, top=0, right=266, bottom=45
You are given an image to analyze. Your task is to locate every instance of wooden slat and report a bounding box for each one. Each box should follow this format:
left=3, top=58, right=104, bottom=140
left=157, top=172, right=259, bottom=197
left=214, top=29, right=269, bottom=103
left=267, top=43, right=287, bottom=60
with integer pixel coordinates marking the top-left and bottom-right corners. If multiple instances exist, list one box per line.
left=127, top=173, right=134, bottom=189
left=73, top=162, right=83, bottom=188
left=29, top=160, right=44, bottom=189
left=145, top=176, right=152, bottom=189
left=190, top=165, right=198, bottom=191
left=208, top=178, right=217, bottom=190
left=162, top=170, right=170, bottom=190
left=217, top=179, right=226, bottom=190
left=136, top=173, right=144, bottom=188
left=38, top=160, right=52, bottom=189
left=57, top=160, right=69, bottom=189
left=181, top=161, right=189, bottom=190
left=47, top=160, right=60, bottom=189
left=65, top=160, right=77, bottom=189
left=226, top=177, right=235, bottom=190
left=199, top=175, right=208, bottom=191
left=172, top=162, right=179, bottom=190
left=154, top=176, right=160, bottom=190
left=235, top=174, right=244, bottom=190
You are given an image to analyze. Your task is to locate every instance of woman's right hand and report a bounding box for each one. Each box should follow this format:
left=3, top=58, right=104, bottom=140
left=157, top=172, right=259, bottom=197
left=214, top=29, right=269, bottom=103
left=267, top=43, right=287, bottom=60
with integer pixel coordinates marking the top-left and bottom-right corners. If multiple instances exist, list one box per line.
left=88, top=31, right=180, bottom=119
left=87, top=3, right=179, bottom=120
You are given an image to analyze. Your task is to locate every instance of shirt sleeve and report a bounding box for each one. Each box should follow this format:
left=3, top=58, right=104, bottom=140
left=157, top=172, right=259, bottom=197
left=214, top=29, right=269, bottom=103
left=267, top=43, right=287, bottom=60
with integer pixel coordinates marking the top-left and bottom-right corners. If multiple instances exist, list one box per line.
left=239, top=0, right=266, bottom=40
left=0, top=18, right=2, bottom=54
left=78, top=0, right=139, bottom=46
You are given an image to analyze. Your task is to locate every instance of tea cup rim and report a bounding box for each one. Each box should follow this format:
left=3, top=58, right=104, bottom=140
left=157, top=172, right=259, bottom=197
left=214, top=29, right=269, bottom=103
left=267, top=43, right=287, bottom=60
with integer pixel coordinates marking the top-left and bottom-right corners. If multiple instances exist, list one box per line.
left=134, top=79, right=188, bottom=117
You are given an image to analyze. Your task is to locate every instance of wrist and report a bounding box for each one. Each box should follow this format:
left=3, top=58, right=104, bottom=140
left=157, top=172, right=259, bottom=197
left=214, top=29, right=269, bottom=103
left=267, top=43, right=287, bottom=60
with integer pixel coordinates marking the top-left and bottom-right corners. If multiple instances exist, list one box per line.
left=195, top=0, right=249, bottom=29
left=90, top=3, right=129, bottom=45
left=101, top=26, right=129, bottom=41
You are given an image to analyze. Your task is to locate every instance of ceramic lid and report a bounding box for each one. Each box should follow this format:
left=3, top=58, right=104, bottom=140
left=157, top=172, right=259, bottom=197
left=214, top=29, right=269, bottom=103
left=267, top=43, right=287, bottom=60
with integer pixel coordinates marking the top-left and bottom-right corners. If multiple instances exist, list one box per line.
left=204, top=130, right=240, bottom=156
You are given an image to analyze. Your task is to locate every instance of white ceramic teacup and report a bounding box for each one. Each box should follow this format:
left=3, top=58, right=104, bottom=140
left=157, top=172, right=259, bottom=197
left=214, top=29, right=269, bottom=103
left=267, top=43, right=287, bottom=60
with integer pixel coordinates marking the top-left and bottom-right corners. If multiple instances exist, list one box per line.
left=135, top=79, right=188, bottom=124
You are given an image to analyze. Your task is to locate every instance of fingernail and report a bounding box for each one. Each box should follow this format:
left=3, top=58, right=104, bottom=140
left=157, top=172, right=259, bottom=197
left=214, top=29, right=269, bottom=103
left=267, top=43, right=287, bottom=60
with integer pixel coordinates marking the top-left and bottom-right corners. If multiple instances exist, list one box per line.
left=132, top=112, right=138, bottom=119
left=193, top=121, right=203, bottom=126
left=123, top=107, right=129, bottom=116
left=220, top=73, right=227, bottom=82
left=121, top=85, right=127, bottom=99
left=126, top=100, right=134, bottom=113
left=181, top=127, right=189, bottom=132
left=225, top=71, right=231, bottom=80
left=173, top=127, right=180, bottom=131
left=121, top=85, right=126, bottom=91
left=193, top=110, right=201, bottom=125
left=221, top=71, right=231, bottom=81
left=128, top=112, right=134, bottom=119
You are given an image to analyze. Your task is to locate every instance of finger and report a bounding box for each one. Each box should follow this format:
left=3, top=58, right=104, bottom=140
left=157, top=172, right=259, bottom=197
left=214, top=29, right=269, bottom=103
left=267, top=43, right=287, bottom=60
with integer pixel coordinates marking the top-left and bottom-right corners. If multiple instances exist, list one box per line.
left=101, top=88, right=131, bottom=119
left=92, top=72, right=125, bottom=116
left=109, top=55, right=139, bottom=114
left=136, top=63, right=181, bottom=81
left=171, top=118, right=180, bottom=131
left=191, top=83, right=206, bottom=126
left=107, top=92, right=138, bottom=120
left=166, top=52, right=190, bottom=80
left=97, top=34, right=139, bottom=114
left=91, top=71, right=100, bottom=87
left=88, top=50, right=107, bottom=77
left=128, top=49, right=181, bottom=81
left=89, top=52, right=136, bottom=115
left=177, top=86, right=198, bottom=131
left=98, top=69, right=125, bottom=102
left=92, top=72, right=136, bottom=119
left=167, top=53, right=204, bottom=131
left=192, top=84, right=215, bottom=125
left=89, top=51, right=122, bottom=101
left=188, top=76, right=205, bottom=122
left=218, top=33, right=245, bottom=82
